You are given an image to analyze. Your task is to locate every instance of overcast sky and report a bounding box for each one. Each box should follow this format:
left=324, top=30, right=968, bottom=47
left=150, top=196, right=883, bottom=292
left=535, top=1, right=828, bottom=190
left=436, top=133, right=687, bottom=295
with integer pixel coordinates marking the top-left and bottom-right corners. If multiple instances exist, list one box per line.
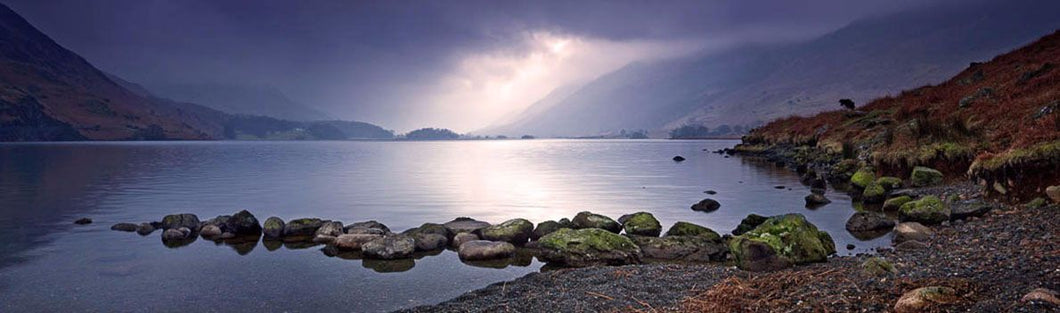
left=5, top=0, right=953, bottom=132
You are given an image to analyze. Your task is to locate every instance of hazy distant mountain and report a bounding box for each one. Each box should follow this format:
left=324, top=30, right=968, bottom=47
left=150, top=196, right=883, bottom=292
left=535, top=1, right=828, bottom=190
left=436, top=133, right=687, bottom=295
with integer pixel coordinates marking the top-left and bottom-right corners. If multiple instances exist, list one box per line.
left=493, top=0, right=1060, bottom=137
left=0, top=3, right=225, bottom=140
left=147, top=83, right=332, bottom=122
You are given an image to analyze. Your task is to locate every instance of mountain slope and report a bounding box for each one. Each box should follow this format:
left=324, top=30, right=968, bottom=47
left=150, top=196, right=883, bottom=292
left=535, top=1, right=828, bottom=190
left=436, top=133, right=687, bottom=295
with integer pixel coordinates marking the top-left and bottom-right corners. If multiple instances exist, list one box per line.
left=493, top=0, right=1060, bottom=137
left=740, top=30, right=1059, bottom=199
left=148, top=83, right=332, bottom=122
left=0, top=3, right=225, bottom=140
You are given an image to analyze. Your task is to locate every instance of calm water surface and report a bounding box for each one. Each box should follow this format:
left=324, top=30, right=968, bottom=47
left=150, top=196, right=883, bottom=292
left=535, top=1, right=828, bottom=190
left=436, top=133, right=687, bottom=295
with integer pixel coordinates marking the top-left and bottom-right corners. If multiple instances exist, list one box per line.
left=0, top=140, right=887, bottom=312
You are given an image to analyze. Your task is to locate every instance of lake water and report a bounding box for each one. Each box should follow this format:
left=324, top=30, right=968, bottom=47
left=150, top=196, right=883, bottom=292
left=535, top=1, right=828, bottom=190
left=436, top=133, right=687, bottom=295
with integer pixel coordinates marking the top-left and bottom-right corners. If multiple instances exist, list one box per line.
left=0, top=140, right=887, bottom=312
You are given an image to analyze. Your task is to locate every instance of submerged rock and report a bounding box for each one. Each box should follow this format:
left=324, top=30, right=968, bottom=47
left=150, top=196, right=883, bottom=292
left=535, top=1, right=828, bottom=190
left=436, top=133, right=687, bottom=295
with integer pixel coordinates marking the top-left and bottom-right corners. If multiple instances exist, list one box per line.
left=571, top=211, right=622, bottom=233
left=537, top=228, right=641, bottom=267
left=691, top=198, right=721, bottom=213
left=479, top=218, right=534, bottom=244
left=898, top=195, right=950, bottom=224
left=161, top=213, right=200, bottom=231
left=620, top=212, right=662, bottom=237
left=732, top=214, right=768, bottom=235
left=362, top=235, right=416, bottom=260
left=458, top=240, right=516, bottom=261
left=531, top=220, right=565, bottom=241
left=263, top=217, right=285, bottom=238
left=630, top=235, right=727, bottom=262
left=283, top=218, right=324, bottom=237
left=910, top=166, right=944, bottom=187
left=728, top=214, right=836, bottom=271
left=845, top=212, right=895, bottom=232
left=110, top=223, right=139, bottom=232
left=664, top=222, right=720, bottom=240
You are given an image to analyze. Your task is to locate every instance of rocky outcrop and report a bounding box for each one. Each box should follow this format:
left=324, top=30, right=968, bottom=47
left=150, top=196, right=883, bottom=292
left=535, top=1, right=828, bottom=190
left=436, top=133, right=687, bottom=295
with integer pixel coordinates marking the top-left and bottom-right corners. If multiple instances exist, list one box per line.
left=898, top=195, right=950, bottom=224
left=619, top=212, right=662, bottom=237
left=571, top=211, right=621, bottom=233
left=362, top=235, right=416, bottom=260
left=536, top=228, right=641, bottom=267
left=728, top=214, right=835, bottom=271
left=690, top=198, right=721, bottom=212
left=161, top=213, right=200, bottom=231
left=458, top=240, right=516, bottom=261
left=479, top=218, right=533, bottom=244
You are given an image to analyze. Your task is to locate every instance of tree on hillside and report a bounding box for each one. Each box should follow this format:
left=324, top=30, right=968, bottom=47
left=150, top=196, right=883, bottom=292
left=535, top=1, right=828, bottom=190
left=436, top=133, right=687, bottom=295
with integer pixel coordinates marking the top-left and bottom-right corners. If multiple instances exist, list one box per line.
left=405, top=128, right=460, bottom=140
left=839, top=99, right=856, bottom=110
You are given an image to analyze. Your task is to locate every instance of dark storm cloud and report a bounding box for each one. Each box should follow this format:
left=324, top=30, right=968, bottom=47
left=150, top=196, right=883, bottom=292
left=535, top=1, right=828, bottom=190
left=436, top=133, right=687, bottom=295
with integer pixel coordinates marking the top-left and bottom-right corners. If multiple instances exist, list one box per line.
left=4, top=0, right=956, bottom=130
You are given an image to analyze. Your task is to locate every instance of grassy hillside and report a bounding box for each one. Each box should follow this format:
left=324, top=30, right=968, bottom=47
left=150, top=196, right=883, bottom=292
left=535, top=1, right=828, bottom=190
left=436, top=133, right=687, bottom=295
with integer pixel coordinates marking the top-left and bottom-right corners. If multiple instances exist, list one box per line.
left=739, top=30, right=1059, bottom=200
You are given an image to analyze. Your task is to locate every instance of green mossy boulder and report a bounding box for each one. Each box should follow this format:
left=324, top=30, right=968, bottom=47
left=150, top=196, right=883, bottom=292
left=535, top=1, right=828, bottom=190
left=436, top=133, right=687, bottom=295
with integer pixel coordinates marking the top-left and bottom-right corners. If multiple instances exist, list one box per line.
left=883, top=196, right=914, bottom=211
left=571, top=211, right=622, bottom=233
left=664, top=222, right=721, bottom=240
left=479, top=218, right=534, bottom=244
left=732, top=214, right=769, bottom=235
left=876, top=177, right=903, bottom=190
left=531, top=220, right=566, bottom=241
left=263, top=217, right=285, bottom=238
left=862, top=182, right=887, bottom=203
left=620, top=212, right=662, bottom=237
left=898, top=195, right=951, bottom=224
left=537, top=228, right=641, bottom=267
left=850, top=167, right=876, bottom=189
left=728, top=214, right=836, bottom=271
left=910, top=166, right=944, bottom=187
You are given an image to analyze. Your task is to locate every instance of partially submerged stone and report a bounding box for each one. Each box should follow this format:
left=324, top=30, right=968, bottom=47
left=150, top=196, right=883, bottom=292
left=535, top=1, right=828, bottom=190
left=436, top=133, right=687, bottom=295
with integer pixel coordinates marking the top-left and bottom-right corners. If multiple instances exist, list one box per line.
left=283, top=218, right=324, bottom=237
left=620, top=212, right=662, bottom=237
left=536, top=228, right=641, bottom=267
left=362, top=235, right=416, bottom=260
left=850, top=167, right=876, bottom=189
left=910, top=166, right=943, bottom=187
left=690, top=198, right=721, bottom=213
left=315, top=221, right=345, bottom=237
left=200, top=224, right=223, bottom=238
left=451, top=232, right=479, bottom=248
left=345, top=220, right=391, bottom=235
left=894, top=286, right=958, bottom=313
left=334, top=234, right=381, bottom=251
left=111, top=223, right=139, bottom=232
left=898, top=195, right=950, bottom=224
left=458, top=240, right=516, bottom=261
left=805, top=193, right=831, bottom=206
left=263, top=217, right=285, bottom=238
left=883, top=196, right=914, bottom=211
left=728, top=214, right=836, bottom=271
left=664, top=222, right=720, bottom=240
left=161, top=213, right=200, bottom=231
left=479, top=218, right=533, bottom=244
left=222, top=210, right=262, bottom=235
left=845, top=212, right=895, bottom=232
left=403, top=223, right=451, bottom=250
left=571, top=211, right=622, bottom=233
left=74, top=218, right=92, bottom=225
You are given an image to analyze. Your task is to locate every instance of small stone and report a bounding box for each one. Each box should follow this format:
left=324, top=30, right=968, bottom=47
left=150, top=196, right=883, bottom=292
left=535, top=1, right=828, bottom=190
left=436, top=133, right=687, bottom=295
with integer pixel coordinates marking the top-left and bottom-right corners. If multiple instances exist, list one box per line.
left=672, top=156, right=686, bottom=162
left=74, top=218, right=92, bottom=225
left=895, top=240, right=929, bottom=251
left=845, top=244, right=855, bottom=250
left=200, top=225, right=223, bottom=238
left=691, top=198, right=721, bottom=213
left=704, top=190, right=717, bottom=195
left=805, top=193, right=831, bottom=206
left=894, top=286, right=958, bottom=313
left=861, top=257, right=896, bottom=276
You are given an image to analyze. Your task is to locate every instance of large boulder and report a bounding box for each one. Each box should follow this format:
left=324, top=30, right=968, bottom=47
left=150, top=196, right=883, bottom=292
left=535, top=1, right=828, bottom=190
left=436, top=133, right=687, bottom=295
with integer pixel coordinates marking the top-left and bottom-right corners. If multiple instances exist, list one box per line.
left=731, top=214, right=768, bottom=235
left=620, top=212, right=662, bottom=237
left=893, top=222, right=934, bottom=244
left=728, top=214, right=836, bottom=271
left=263, top=217, right=285, bottom=238
left=458, top=240, right=516, bottom=261
left=161, top=213, right=200, bottom=231
left=344, top=220, right=391, bottom=235
left=536, top=228, right=641, bottom=267
left=531, top=220, right=566, bottom=241
left=222, top=210, right=262, bottom=235
left=845, top=212, right=895, bottom=232
left=898, top=195, right=950, bottom=224
left=362, top=235, right=416, bottom=259
left=334, top=234, right=383, bottom=251
left=883, top=196, right=914, bottom=211
left=442, top=217, right=490, bottom=235
left=664, top=222, right=721, bottom=240
left=690, top=198, right=721, bottom=212
left=630, top=235, right=727, bottom=262
left=910, top=166, right=944, bottom=187
left=479, top=218, right=534, bottom=244
left=850, top=167, right=876, bottom=189
left=571, top=211, right=621, bottom=233
left=283, top=218, right=324, bottom=237
left=894, top=286, right=959, bottom=313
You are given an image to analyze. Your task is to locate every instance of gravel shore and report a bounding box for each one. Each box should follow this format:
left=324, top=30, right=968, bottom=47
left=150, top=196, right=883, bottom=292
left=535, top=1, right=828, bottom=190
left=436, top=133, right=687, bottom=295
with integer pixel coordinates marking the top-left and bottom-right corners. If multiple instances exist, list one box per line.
left=400, top=188, right=1058, bottom=312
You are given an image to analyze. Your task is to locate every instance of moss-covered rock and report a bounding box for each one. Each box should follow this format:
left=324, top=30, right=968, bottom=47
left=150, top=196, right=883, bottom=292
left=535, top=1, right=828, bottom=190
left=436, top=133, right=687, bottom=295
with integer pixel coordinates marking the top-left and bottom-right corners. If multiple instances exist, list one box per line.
left=850, top=167, right=876, bottom=189
left=531, top=220, right=566, bottom=241
left=571, top=211, right=622, bottom=233
left=161, top=213, right=201, bottom=231
left=898, top=195, right=950, bottom=224
left=283, top=218, right=323, bottom=237
left=728, top=214, right=835, bottom=271
left=620, top=212, right=662, bottom=237
left=537, top=228, right=641, bottom=267
left=629, top=235, right=727, bottom=262
left=832, top=159, right=860, bottom=181
left=876, top=176, right=903, bottom=190
left=883, top=196, right=914, bottom=211
left=731, top=214, right=768, bottom=235
left=861, top=257, right=896, bottom=276
left=263, top=217, right=285, bottom=238
left=805, top=193, right=831, bottom=206
left=910, top=166, right=943, bottom=187
left=664, top=222, right=720, bottom=240
left=479, top=218, right=533, bottom=244
left=862, top=182, right=887, bottom=203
